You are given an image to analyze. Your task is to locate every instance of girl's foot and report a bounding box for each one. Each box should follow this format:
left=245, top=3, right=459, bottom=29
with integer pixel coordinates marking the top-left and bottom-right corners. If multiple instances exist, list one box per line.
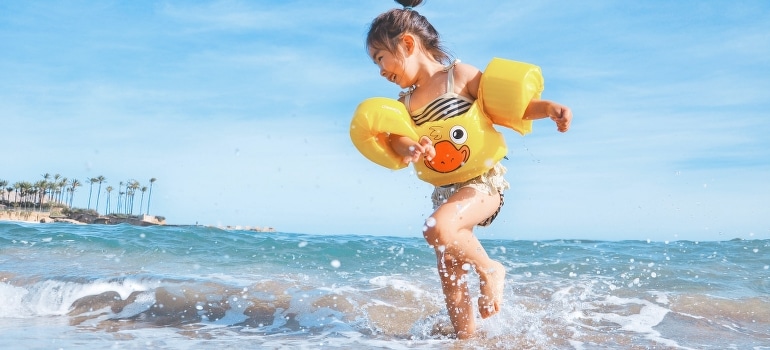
left=478, top=261, right=505, bottom=319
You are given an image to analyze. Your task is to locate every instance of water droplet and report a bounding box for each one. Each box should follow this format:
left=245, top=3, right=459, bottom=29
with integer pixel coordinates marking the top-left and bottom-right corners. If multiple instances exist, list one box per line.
left=330, top=260, right=341, bottom=268
left=298, top=241, right=308, bottom=248
left=425, top=217, right=436, bottom=228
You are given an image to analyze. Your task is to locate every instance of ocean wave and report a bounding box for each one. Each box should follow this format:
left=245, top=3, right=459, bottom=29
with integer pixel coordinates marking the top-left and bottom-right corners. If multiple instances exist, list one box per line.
left=1, top=222, right=769, bottom=348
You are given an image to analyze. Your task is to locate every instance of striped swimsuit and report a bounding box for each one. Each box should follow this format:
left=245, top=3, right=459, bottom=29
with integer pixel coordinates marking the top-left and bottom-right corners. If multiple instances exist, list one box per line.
left=402, top=62, right=506, bottom=227
left=403, top=63, right=474, bottom=126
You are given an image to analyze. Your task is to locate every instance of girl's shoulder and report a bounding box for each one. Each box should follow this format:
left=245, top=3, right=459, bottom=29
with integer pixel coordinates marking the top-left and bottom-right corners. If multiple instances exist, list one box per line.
left=453, top=61, right=481, bottom=77
left=453, top=62, right=482, bottom=98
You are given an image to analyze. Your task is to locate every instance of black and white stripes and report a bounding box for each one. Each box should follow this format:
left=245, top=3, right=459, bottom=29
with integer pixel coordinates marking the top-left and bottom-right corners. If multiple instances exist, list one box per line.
left=410, top=97, right=472, bottom=126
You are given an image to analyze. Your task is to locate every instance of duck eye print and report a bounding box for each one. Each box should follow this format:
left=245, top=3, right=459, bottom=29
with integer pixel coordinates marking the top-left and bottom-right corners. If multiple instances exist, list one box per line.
left=449, top=125, right=468, bottom=144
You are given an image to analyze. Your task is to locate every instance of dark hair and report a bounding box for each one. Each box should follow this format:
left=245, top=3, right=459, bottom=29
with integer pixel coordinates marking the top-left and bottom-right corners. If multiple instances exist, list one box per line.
left=366, top=0, right=451, bottom=64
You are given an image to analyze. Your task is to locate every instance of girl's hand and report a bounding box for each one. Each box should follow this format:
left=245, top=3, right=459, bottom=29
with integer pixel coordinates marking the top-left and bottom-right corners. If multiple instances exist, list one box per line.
left=551, top=105, right=572, bottom=133
left=389, top=134, right=436, bottom=164
left=523, top=100, right=573, bottom=133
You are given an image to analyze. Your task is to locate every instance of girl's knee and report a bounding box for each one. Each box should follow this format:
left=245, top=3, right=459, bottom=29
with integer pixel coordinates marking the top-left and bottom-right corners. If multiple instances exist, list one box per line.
left=422, top=216, right=455, bottom=246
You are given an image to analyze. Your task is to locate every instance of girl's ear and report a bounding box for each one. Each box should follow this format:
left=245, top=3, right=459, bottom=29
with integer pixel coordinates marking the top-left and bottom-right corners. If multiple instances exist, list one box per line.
left=401, top=34, right=416, bottom=55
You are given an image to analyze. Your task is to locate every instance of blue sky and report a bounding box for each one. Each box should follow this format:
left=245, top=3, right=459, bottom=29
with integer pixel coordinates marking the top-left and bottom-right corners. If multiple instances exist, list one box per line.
left=1, top=0, right=768, bottom=241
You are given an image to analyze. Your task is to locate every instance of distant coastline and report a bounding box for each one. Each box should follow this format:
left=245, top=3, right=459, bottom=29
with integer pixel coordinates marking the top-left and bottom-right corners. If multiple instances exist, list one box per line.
left=0, top=209, right=275, bottom=232
left=0, top=209, right=163, bottom=226
left=0, top=209, right=68, bottom=224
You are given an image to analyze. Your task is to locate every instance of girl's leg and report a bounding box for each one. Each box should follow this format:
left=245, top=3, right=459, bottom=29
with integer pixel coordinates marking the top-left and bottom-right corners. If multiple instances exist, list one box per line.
left=424, top=187, right=506, bottom=338
left=436, top=251, right=474, bottom=338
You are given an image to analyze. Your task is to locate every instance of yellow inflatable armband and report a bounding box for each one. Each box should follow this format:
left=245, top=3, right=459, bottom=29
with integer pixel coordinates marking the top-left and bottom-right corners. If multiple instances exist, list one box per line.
left=350, top=97, right=419, bottom=170
left=478, top=58, right=544, bottom=136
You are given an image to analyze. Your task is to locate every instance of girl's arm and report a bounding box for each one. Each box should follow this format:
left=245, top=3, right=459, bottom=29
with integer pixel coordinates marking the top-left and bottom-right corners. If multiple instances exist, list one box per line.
left=523, top=99, right=572, bottom=133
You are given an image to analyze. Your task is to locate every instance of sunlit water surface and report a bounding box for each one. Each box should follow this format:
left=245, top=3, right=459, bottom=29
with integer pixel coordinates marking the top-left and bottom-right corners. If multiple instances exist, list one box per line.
left=1, top=222, right=768, bottom=349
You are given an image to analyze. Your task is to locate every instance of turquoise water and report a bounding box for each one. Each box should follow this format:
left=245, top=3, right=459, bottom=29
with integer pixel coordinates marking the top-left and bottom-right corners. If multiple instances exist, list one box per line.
left=1, top=222, right=768, bottom=349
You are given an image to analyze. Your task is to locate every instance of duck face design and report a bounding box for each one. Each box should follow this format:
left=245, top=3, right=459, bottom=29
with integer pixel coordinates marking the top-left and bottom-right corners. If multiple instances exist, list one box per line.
left=423, top=125, right=471, bottom=173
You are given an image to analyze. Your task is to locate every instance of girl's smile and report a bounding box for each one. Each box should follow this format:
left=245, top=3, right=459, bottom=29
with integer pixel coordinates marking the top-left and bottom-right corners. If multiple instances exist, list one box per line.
left=369, top=46, right=412, bottom=89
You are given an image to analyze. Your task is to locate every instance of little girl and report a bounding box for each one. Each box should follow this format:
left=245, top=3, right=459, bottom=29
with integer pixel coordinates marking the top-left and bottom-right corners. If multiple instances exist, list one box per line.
left=364, top=0, right=572, bottom=339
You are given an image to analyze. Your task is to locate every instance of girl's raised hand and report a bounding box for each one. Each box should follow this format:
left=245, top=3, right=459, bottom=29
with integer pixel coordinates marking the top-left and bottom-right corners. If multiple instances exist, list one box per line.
left=401, top=136, right=436, bottom=164
left=389, top=134, right=435, bottom=164
left=551, top=105, right=572, bottom=133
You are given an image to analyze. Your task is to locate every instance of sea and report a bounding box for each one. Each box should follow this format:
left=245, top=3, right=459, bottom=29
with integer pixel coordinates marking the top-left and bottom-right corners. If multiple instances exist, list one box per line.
left=0, top=222, right=768, bottom=349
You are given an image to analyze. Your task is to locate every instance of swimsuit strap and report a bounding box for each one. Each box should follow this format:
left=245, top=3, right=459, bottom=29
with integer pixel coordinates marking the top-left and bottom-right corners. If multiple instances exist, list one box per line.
left=444, top=61, right=456, bottom=96
left=403, top=90, right=413, bottom=112
left=440, top=59, right=460, bottom=95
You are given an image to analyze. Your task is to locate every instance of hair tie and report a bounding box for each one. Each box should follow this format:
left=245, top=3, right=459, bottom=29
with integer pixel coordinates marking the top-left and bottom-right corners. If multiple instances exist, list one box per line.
left=403, top=6, right=413, bottom=11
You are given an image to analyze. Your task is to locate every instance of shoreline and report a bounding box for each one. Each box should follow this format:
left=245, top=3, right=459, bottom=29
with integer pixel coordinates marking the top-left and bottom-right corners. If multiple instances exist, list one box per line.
left=0, top=210, right=85, bottom=225
left=0, top=210, right=275, bottom=232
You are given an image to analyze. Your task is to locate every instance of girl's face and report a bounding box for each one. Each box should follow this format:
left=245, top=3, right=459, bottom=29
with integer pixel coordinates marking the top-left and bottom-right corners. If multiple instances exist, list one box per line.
left=368, top=41, right=415, bottom=89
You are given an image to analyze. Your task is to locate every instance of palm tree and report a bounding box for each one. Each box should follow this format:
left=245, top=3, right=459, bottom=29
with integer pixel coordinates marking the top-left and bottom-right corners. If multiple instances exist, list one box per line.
left=46, top=182, right=56, bottom=210
left=146, top=178, right=156, bottom=215
left=12, top=182, right=21, bottom=207
left=52, top=174, right=61, bottom=204
left=34, top=180, right=47, bottom=211
left=41, top=174, right=50, bottom=195
left=15, top=182, right=23, bottom=210
left=125, top=180, right=133, bottom=214
left=87, top=177, right=98, bottom=210
left=40, top=173, right=51, bottom=211
left=118, top=191, right=125, bottom=214
left=138, top=186, right=148, bottom=216
left=16, top=181, right=32, bottom=211
left=104, top=186, right=114, bottom=215
left=127, top=180, right=140, bottom=215
left=117, top=181, right=124, bottom=214
left=56, top=178, right=67, bottom=205
left=68, top=178, right=81, bottom=208
left=4, top=187, right=12, bottom=204
left=95, top=176, right=106, bottom=213
left=0, top=180, right=8, bottom=202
